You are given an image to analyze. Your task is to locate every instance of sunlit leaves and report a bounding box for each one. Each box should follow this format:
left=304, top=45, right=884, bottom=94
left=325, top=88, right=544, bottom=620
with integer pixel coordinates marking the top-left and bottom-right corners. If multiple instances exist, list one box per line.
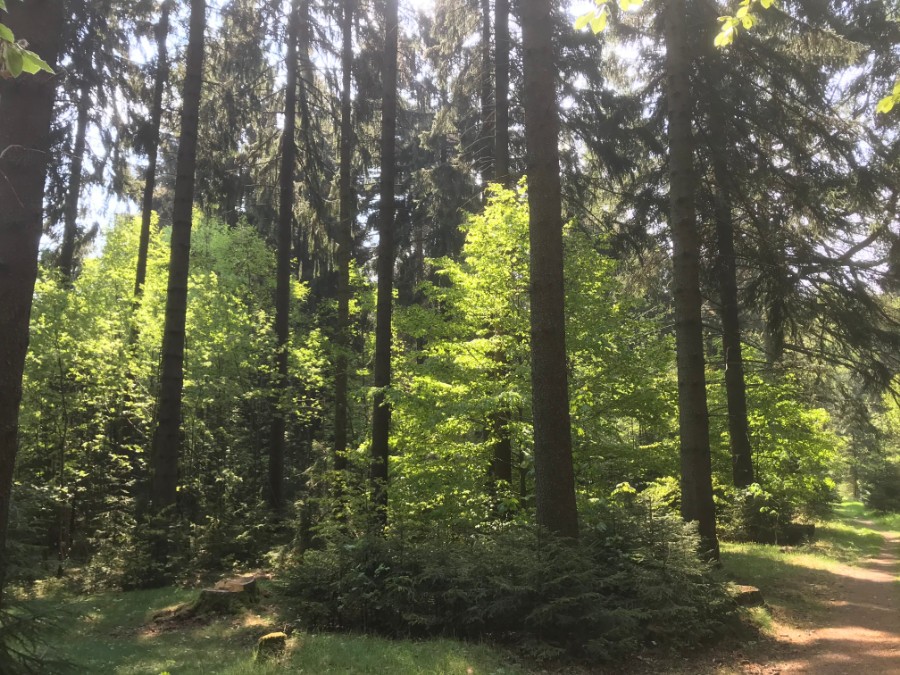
left=715, top=0, right=772, bottom=48
left=876, top=80, right=900, bottom=115
left=575, top=0, right=644, bottom=35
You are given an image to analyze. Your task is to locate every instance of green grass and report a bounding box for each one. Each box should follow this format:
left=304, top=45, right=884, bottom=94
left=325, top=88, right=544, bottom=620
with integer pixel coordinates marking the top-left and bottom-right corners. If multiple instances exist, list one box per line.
left=19, top=501, right=898, bottom=674
left=23, top=585, right=525, bottom=674
left=718, top=500, right=896, bottom=631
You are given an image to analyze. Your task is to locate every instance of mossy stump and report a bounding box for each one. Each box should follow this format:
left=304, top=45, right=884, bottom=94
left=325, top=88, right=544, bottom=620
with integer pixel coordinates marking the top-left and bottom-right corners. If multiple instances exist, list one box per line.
left=255, top=631, right=287, bottom=661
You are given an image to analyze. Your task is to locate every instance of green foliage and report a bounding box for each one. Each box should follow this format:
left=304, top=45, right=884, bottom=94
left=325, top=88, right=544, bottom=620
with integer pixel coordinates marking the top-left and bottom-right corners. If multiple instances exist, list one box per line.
left=14, top=213, right=326, bottom=586
left=280, top=501, right=734, bottom=662
left=390, top=185, right=675, bottom=529
left=0, top=17, right=53, bottom=79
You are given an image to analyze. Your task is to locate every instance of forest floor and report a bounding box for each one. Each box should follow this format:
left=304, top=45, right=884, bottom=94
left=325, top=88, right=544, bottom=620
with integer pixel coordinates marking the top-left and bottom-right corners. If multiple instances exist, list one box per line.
left=649, top=502, right=900, bottom=675
left=17, top=502, right=900, bottom=674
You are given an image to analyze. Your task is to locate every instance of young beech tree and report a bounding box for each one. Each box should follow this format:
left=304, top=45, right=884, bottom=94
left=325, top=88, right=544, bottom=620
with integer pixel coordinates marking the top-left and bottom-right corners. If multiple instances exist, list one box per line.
left=0, top=0, right=64, bottom=603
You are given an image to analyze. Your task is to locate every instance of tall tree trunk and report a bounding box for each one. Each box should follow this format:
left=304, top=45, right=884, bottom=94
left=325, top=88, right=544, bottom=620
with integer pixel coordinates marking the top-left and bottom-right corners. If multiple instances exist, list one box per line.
left=0, top=0, right=64, bottom=605
left=269, top=0, right=301, bottom=514
left=134, top=0, right=171, bottom=299
left=334, top=0, right=355, bottom=477
left=149, top=0, right=207, bottom=562
left=487, top=0, right=512, bottom=491
left=494, top=0, right=509, bottom=185
left=370, top=0, right=399, bottom=526
left=708, top=108, right=755, bottom=489
left=521, top=0, right=578, bottom=539
left=664, top=0, right=718, bottom=559
left=58, top=78, right=91, bottom=282
left=479, top=0, right=493, bottom=184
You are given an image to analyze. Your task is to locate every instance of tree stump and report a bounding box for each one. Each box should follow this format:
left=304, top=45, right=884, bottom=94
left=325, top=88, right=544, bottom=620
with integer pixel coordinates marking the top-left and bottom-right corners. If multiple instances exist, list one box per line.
left=731, top=584, right=765, bottom=607
left=255, top=631, right=287, bottom=661
left=174, top=575, right=259, bottom=617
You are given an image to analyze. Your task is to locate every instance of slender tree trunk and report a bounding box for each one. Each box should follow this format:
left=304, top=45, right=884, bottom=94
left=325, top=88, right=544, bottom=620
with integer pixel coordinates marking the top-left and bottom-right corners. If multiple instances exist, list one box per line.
left=149, top=0, right=207, bottom=562
left=269, top=0, right=300, bottom=514
left=58, top=79, right=91, bottom=282
left=480, top=0, right=493, bottom=184
left=134, top=0, right=171, bottom=299
left=494, top=0, right=509, bottom=185
left=521, top=0, right=578, bottom=539
left=0, top=0, right=64, bottom=606
left=334, top=0, right=355, bottom=477
left=487, top=0, right=512, bottom=490
left=664, top=0, right=718, bottom=559
left=370, top=0, right=399, bottom=526
left=708, top=111, right=755, bottom=489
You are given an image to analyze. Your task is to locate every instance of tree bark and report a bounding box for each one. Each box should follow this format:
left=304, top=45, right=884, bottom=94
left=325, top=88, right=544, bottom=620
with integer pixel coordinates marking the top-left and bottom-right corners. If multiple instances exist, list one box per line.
left=480, top=0, right=494, bottom=184
left=134, top=0, right=171, bottom=299
left=149, top=0, right=207, bottom=552
left=663, top=0, right=718, bottom=559
left=269, top=0, right=301, bottom=514
left=370, top=0, right=399, bottom=526
left=0, top=0, right=64, bottom=605
left=708, top=110, right=755, bottom=489
left=334, top=0, right=355, bottom=477
left=521, top=0, right=578, bottom=539
left=58, top=78, right=91, bottom=282
left=494, top=0, right=509, bottom=185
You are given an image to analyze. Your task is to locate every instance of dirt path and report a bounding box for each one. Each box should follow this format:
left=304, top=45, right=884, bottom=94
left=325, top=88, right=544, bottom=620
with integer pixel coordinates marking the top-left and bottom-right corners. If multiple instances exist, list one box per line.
left=744, top=522, right=900, bottom=674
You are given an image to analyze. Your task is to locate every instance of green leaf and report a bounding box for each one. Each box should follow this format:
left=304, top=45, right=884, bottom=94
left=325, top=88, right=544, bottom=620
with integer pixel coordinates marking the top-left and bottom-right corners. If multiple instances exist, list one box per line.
left=590, top=11, right=608, bottom=33
left=574, top=13, right=592, bottom=31
left=760, top=0, right=773, bottom=8
left=714, top=29, right=734, bottom=48
left=0, top=23, right=13, bottom=43
left=0, top=0, right=7, bottom=12
left=6, top=44, right=23, bottom=77
left=741, top=14, right=754, bottom=29
left=876, top=95, right=895, bottom=115
left=20, top=48, right=53, bottom=74
left=892, top=80, right=900, bottom=97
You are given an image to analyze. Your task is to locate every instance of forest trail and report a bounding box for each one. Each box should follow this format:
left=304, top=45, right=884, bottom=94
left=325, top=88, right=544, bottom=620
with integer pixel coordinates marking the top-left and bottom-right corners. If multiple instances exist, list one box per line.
left=742, top=519, right=900, bottom=674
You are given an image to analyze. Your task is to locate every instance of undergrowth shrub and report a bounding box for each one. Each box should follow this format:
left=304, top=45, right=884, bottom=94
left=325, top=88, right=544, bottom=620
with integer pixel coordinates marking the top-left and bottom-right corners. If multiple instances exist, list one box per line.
left=861, top=459, right=900, bottom=512
left=279, top=501, right=735, bottom=662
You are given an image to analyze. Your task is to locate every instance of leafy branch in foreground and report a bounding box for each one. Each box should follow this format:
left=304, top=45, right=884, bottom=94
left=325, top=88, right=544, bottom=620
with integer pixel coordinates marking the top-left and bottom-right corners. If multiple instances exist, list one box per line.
left=0, top=0, right=53, bottom=79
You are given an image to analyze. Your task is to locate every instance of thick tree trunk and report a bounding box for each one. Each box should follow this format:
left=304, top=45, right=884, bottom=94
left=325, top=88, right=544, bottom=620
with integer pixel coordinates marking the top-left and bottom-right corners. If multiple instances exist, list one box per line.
left=370, top=0, right=399, bottom=526
left=664, top=0, right=718, bottom=559
left=334, top=0, right=355, bottom=477
left=480, top=0, right=494, bottom=184
left=521, top=0, right=578, bottom=539
left=494, top=0, right=509, bottom=185
left=58, top=79, right=91, bottom=282
left=269, top=0, right=301, bottom=514
left=0, top=0, right=64, bottom=605
left=134, top=1, right=171, bottom=299
left=149, top=0, right=207, bottom=555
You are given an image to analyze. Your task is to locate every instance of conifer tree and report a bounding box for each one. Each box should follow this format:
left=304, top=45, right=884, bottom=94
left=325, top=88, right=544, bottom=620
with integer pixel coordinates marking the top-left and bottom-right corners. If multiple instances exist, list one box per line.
left=149, top=0, right=207, bottom=567
left=521, top=0, right=578, bottom=539
left=0, top=0, right=64, bottom=602
left=371, top=0, right=400, bottom=524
